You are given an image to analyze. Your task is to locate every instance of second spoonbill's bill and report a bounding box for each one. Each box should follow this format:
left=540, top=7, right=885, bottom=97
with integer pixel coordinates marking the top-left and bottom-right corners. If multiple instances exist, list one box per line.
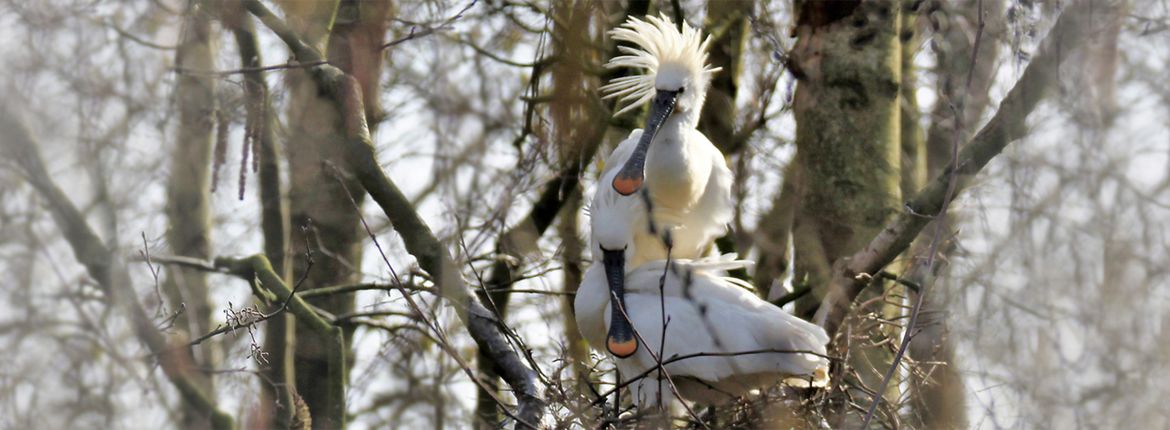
left=580, top=176, right=831, bottom=402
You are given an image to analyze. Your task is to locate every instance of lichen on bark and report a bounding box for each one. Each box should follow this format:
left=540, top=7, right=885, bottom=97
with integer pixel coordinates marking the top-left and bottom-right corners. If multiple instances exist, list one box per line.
left=789, top=1, right=905, bottom=425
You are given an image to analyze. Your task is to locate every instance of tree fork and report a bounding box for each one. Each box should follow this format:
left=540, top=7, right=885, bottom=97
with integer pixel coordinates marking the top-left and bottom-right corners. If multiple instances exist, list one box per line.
left=817, top=0, right=1109, bottom=338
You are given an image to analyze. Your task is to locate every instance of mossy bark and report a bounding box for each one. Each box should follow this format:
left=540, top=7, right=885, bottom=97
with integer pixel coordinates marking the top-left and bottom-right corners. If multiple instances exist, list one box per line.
left=216, top=255, right=347, bottom=429
left=279, top=1, right=393, bottom=428
left=287, top=2, right=391, bottom=332
left=165, top=3, right=218, bottom=427
left=222, top=3, right=295, bottom=426
left=808, top=5, right=1106, bottom=427
left=280, top=2, right=347, bottom=425
left=790, top=0, right=903, bottom=425
left=790, top=1, right=902, bottom=314
left=247, top=2, right=551, bottom=417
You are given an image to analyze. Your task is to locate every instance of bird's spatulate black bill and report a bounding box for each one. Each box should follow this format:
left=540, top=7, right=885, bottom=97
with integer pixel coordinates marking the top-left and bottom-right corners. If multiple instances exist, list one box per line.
left=603, top=248, right=637, bottom=358
left=612, top=90, right=679, bottom=196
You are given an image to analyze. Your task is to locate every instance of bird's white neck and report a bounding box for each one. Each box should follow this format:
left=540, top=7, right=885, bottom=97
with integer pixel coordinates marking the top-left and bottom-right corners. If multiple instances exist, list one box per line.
left=647, top=112, right=696, bottom=160
left=674, top=107, right=701, bottom=129
left=669, top=109, right=698, bottom=133
left=644, top=112, right=704, bottom=211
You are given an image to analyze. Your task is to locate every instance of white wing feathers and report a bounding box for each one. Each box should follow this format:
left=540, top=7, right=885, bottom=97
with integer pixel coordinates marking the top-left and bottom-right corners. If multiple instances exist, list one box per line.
left=605, top=258, right=830, bottom=401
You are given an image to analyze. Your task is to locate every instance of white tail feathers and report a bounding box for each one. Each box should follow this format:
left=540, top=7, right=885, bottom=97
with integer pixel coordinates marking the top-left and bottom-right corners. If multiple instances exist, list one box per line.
left=784, top=365, right=831, bottom=388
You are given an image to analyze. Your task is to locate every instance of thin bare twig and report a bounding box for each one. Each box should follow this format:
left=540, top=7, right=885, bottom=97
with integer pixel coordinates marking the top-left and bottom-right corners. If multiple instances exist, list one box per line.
left=182, top=246, right=313, bottom=347
left=174, top=59, right=330, bottom=77
left=381, top=0, right=478, bottom=50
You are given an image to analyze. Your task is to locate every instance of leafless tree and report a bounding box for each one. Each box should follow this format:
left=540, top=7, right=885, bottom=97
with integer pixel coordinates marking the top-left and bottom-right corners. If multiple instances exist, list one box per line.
left=0, top=0, right=1162, bottom=429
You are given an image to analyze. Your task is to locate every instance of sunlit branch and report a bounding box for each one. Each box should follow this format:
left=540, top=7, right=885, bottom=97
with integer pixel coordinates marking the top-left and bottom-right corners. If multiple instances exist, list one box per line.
left=817, top=0, right=1108, bottom=338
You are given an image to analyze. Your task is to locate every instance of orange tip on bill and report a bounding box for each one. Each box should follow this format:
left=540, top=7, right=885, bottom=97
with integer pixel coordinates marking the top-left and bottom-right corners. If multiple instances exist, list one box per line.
left=607, top=337, right=638, bottom=358
left=612, top=175, right=643, bottom=196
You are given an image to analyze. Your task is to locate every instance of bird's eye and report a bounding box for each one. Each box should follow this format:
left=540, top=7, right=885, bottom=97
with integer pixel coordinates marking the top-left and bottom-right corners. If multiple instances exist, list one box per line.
left=678, top=87, right=686, bottom=94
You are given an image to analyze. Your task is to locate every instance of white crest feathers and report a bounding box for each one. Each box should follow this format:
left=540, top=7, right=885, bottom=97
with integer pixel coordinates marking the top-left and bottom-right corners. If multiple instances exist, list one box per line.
left=600, top=14, right=721, bottom=117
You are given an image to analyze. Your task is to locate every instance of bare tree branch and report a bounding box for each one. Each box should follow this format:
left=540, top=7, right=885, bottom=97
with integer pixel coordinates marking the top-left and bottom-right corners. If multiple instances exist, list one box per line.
left=241, top=1, right=546, bottom=426
left=0, top=107, right=236, bottom=430
left=221, top=4, right=295, bottom=425
left=817, top=0, right=1112, bottom=336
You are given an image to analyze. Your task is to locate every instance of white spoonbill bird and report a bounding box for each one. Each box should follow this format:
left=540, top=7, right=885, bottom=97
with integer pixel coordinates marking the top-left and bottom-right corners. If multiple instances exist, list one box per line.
left=578, top=188, right=831, bottom=406
left=596, top=14, right=734, bottom=265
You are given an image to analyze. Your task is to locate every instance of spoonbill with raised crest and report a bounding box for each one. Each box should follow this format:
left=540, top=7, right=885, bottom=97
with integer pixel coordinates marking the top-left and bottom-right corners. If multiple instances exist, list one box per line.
left=599, top=13, right=734, bottom=265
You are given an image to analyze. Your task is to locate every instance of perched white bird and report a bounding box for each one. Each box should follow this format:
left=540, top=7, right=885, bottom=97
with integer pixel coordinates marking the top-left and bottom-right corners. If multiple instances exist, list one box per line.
left=577, top=14, right=829, bottom=406
left=597, top=14, right=734, bottom=266
left=578, top=184, right=831, bottom=407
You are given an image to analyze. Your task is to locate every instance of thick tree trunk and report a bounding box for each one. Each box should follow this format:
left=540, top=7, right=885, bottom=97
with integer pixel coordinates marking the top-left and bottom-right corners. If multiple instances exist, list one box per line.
left=790, top=0, right=903, bottom=425
left=808, top=4, right=1108, bottom=428
left=281, top=3, right=349, bottom=425
left=280, top=1, right=392, bottom=428
left=755, top=161, right=801, bottom=300
left=240, top=2, right=549, bottom=422
left=165, top=3, right=218, bottom=427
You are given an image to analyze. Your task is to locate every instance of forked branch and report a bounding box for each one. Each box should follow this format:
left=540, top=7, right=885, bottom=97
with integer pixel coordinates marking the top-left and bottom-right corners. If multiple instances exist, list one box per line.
left=817, top=0, right=1112, bottom=336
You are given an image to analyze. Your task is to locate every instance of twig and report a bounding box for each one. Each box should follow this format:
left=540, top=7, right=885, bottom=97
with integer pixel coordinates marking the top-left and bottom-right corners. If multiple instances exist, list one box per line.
left=772, top=284, right=813, bottom=307
left=184, top=248, right=313, bottom=347
left=139, top=232, right=167, bottom=318
left=101, top=18, right=177, bottom=50
left=381, top=0, right=477, bottom=50
left=174, top=59, right=330, bottom=77
left=590, top=347, right=836, bottom=407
